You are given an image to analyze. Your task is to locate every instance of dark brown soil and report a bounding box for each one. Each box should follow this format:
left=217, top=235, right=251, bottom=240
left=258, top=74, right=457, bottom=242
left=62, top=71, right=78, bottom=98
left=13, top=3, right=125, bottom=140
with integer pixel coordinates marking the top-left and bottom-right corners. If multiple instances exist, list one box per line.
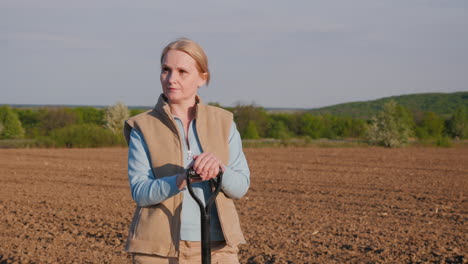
left=0, top=147, right=466, bottom=263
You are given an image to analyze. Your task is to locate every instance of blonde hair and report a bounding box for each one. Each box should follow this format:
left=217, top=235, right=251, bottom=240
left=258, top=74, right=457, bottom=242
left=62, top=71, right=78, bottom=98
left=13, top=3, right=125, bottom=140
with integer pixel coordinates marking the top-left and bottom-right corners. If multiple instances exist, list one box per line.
left=160, top=38, right=210, bottom=85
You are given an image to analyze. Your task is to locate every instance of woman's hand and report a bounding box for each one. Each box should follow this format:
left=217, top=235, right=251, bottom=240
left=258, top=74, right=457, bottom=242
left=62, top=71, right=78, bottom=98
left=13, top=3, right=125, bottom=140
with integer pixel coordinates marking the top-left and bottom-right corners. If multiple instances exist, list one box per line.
left=192, top=152, right=225, bottom=181
left=176, top=152, right=225, bottom=190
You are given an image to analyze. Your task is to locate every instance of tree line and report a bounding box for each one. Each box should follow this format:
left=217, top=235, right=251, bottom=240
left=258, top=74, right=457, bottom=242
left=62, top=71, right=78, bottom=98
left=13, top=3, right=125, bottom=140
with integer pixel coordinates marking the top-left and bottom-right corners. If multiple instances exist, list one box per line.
left=0, top=103, right=131, bottom=147
left=0, top=101, right=466, bottom=148
left=226, top=101, right=466, bottom=147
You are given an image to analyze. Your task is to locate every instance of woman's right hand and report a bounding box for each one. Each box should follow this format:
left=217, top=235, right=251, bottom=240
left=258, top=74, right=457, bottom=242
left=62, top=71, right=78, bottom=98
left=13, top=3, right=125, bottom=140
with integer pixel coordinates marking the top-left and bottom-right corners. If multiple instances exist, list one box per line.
left=192, top=152, right=225, bottom=181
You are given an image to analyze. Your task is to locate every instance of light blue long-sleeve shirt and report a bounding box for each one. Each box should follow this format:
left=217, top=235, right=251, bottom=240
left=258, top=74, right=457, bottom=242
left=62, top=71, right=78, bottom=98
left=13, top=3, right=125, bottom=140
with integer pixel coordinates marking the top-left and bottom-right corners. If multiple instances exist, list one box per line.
left=127, top=118, right=250, bottom=241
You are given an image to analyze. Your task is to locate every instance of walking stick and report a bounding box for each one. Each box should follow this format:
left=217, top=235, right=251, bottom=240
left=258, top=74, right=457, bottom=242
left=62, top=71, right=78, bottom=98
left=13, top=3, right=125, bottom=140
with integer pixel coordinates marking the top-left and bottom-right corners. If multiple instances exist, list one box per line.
left=186, top=168, right=223, bottom=264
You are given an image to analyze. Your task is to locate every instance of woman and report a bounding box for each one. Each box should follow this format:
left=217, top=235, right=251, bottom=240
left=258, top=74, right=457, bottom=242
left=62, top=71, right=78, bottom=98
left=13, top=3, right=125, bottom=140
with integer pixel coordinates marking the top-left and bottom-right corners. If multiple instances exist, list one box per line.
left=123, top=38, right=250, bottom=264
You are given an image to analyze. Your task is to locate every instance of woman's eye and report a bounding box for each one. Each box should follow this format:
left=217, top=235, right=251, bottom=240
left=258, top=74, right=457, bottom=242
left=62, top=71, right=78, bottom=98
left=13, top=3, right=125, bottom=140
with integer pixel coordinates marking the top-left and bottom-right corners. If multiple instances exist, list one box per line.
left=179, top=70, right=187, bottom=75
left=162, top=67, right=170, bottom=73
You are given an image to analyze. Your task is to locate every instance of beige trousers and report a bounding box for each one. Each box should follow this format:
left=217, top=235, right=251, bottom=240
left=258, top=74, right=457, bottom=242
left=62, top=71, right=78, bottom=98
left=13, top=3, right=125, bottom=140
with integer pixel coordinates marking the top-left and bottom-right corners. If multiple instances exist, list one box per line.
left=132, top=241, right=240, bottom=264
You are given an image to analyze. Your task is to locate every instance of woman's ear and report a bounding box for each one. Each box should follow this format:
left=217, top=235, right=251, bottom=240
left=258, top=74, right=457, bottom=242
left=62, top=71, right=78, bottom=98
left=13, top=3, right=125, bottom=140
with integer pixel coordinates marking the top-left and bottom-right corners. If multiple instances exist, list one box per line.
left=198, top=72, right=208, bottom=87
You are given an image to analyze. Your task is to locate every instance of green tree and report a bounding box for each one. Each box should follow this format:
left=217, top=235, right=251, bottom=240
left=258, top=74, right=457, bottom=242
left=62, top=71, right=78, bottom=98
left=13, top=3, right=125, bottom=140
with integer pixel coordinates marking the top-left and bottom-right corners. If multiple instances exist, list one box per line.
left=14, top=108, right=41, bottom=138
left=243, top=121, right=260, bottom=139
left=447, top=106, right=468, bottom=139
left=298, top=113, right=323, bottom=139
left=38, top=108, right=79, bottom=135
left=420, top=112, right=444, bottom=138
left=0, top=106, right=25, bottom=139
left=269, top=113, right=301, bottom=136
left=72, top=107, right=105, bottom=125
left=343, top=117, right=367, bottom=138
left=395, top=104, right=416, bottom=132
left=366, top=100, right=413, bottom=147
left=105, top=102, right=130, bottom=134
left=267, top=119, right=291, bottom=139
left=232, top=104, right=269, bottom=138
left=415, top=126, right=430, bottom=140
left=319, top=114, right=336, bottom=139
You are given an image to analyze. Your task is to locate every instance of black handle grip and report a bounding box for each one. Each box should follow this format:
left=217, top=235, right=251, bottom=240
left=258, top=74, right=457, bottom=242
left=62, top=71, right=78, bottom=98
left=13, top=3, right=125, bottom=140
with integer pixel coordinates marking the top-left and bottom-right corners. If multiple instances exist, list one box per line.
left=186, top=168, right=223, bottom=214
left=186, top=168, right=203, bottom=181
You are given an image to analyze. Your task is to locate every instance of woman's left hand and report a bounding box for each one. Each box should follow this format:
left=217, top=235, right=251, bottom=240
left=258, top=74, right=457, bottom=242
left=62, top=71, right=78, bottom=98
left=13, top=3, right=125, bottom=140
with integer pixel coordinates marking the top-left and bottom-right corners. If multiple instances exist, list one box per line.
left=192, top=152, right=225, bottom=181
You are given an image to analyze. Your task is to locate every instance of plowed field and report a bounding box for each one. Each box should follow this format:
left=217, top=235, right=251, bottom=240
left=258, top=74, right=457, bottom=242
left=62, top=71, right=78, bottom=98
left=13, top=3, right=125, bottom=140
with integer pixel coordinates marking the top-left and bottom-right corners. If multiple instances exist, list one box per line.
left=0, top=147, right=467, bottom=263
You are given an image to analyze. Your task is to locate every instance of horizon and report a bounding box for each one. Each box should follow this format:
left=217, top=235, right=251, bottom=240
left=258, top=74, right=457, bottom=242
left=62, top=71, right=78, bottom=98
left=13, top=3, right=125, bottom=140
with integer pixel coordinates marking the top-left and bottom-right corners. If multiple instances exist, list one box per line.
left=2, top=90, right=465, bottom=110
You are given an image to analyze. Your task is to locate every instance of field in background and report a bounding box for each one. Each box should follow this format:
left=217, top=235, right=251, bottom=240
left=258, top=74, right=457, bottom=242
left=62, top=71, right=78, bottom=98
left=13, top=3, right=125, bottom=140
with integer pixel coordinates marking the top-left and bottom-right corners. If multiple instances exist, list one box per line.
left=0, top=147, right=466, bottom=263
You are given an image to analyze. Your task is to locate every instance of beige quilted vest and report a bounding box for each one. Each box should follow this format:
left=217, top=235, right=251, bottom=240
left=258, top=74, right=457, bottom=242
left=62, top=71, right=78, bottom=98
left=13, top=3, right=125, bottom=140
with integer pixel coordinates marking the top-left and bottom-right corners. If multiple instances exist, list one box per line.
left=123, top=95, right=246, bottom=257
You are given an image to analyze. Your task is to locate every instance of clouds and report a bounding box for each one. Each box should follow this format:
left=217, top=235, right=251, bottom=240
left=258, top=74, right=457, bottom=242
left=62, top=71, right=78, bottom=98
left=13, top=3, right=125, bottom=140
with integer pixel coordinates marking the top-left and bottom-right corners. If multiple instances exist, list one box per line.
left=1, top=0, right=467, bottom=107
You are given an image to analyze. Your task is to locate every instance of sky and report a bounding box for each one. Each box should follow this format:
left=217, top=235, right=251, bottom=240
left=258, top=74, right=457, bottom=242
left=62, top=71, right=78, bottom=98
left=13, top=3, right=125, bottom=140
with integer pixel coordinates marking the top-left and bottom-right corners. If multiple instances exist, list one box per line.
left=1, top=0, right=467, bottom=109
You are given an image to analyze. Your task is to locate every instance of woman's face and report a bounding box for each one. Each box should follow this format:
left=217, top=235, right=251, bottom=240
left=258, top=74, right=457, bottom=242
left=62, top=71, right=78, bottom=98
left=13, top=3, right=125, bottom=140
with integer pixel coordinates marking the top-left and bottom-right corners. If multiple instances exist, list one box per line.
left=160, top=50, right=207, bottom=105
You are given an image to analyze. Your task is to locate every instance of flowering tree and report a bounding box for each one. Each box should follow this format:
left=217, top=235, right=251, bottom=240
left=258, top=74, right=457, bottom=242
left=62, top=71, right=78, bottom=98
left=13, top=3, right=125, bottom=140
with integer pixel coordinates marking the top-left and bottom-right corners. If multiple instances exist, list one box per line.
left=367, top=100, right=413, bottom=147
left=104, top=102, right=130, bottom=134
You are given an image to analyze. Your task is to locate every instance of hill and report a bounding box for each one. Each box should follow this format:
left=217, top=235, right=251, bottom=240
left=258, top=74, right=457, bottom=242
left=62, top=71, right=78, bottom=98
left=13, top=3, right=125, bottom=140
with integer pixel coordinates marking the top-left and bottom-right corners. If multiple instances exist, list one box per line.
left=4, top=92, right=467, bottom=121
left=307, top=92, right=468, bottom=120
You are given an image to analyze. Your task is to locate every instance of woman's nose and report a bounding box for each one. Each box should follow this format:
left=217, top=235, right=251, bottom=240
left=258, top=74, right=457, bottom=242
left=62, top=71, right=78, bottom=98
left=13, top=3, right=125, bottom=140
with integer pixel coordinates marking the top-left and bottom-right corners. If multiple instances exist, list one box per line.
left=168, top=72, right=177, bottom=84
